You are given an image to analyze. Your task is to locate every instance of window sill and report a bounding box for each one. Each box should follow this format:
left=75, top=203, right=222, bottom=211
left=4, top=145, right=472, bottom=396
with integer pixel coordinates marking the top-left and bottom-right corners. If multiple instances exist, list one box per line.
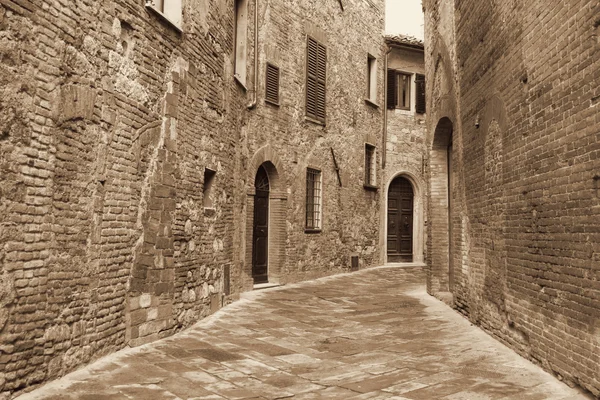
left=364, top=98, right=380, bottom=109
left=234, top=74, right=248, bottom=91
left=145, top=4, right=182, bottom=33
left=304, top=228, right=322, bottom=234
left=393, top=108, right=413, bottom=116
left=363, top=184, right=378, bottom=191
left=265, top=99, right=280, bottom=107
left=305, top=116, right=325, bottom=126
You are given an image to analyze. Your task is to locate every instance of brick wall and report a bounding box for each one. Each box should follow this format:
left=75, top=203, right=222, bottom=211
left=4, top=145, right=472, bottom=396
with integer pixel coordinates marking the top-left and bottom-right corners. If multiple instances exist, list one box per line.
left=425, top=0, right=600, bottom=395
left=0, top=0, right=386, bottom=397
left=0, top=0, right=242, bottom=396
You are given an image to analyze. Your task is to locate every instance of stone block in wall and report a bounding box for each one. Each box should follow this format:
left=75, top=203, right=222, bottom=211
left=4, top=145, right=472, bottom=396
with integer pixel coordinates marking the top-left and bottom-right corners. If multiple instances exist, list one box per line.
left=56, top=84, right=97, bottom=123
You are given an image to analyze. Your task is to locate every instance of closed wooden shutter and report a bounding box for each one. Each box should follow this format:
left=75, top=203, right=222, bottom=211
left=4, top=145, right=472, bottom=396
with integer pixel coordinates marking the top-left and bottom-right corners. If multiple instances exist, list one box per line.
left=416, top=73, right=426, bottom=114
left=387, top=69, right=397, bottom=109
left=306, top=37, right=326, bottom=122
left=265, top=63, right=279, bottom=105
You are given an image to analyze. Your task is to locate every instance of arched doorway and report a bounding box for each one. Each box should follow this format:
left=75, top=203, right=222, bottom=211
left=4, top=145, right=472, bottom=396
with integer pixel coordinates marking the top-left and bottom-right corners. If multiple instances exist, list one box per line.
left=252, top=165, right=270, bottom=284
left=430, top=117, right=454, bottom=293
left=387, top=177, right=414, bottom=262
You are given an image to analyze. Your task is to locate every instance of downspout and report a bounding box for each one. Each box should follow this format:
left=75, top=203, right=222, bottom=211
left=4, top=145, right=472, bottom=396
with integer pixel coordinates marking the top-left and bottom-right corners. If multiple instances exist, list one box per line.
left=383, top=46, right=392, bottom=168
left=247, top=0, right=259, bottom=109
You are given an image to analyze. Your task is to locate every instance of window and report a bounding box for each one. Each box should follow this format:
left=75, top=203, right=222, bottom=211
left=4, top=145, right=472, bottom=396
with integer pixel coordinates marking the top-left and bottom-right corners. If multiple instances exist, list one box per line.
left=306, top=36, right=326, bottom=123
left=367, top=55, right=377, bottom=103
left=387, top=70, right=425, bottom=112
left=365, top=144, right=376, bottom=188
left=305, top=168, right=322, bottom=230
left=234, top=0, right=248, bottom=85
left=397, top=72, right=411, bottom=110
left=146, top=0, right=182, bottom=29
left=415, top=73, right=426, bottom=114
left=265, top=63, right=280, bottom=105
left=203, top=168, right=216, bottom=208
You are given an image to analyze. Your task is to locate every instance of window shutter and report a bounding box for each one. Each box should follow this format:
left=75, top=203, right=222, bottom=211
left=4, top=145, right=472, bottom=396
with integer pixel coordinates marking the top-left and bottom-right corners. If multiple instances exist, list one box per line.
left=316, top=43, right=326, bottom=121
left=265, top=63, right=280, bottom=105
left=387, top=69, right=397, bottom=109
left=306, top=37, right=318, bottom=119
left=416, top=73, right=426, bottom=114
left=306, top=37, right=326, bottom=122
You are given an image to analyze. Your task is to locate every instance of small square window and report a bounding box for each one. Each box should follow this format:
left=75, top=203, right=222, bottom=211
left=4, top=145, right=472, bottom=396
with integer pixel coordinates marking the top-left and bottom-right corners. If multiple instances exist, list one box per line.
left=305, top=168, right=322, bottom=231
left=203, top=168, right=216, bottom=208
left=367, top=55, right=377, bottom=103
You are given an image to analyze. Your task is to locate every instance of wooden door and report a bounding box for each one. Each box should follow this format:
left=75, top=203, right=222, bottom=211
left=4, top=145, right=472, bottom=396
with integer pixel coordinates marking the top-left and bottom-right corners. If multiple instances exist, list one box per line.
left=387, top=177, right=414, bottom=262
left=252, top=166, right=269, bottom=284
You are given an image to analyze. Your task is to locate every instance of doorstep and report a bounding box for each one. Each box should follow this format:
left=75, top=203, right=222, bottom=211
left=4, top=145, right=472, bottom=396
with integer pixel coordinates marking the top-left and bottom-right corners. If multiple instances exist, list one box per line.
left=253, top=282, right=283, bottom=290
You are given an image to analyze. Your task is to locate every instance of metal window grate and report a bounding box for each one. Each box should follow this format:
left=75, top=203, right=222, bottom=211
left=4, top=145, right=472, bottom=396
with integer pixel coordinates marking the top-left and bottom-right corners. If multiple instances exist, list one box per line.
left=306, top=168, right=322, bottom=229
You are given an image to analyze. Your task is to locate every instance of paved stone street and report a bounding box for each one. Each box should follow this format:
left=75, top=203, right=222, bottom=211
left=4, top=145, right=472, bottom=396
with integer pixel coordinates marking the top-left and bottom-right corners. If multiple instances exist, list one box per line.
left=18, top=267, right=588, bottom=400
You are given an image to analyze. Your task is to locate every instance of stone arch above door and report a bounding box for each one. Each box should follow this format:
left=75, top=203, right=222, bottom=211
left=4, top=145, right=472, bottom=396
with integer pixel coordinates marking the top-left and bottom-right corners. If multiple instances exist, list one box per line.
left=247, top=145, right=286, bottom=197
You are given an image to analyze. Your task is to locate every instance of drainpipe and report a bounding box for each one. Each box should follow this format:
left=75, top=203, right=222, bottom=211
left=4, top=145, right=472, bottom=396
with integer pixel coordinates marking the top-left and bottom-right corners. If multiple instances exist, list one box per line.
left=383, top=46, right=392, bottom=168
left=247, top=0, right=259, bottom=110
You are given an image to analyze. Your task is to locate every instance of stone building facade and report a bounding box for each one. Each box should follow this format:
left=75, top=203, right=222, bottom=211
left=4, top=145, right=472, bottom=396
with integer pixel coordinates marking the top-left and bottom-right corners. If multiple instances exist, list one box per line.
left=382, top=35, right=427, bottom=266
left=0, top=0, right=388, bottom=397
left=424, top=0, right=600, bottom=396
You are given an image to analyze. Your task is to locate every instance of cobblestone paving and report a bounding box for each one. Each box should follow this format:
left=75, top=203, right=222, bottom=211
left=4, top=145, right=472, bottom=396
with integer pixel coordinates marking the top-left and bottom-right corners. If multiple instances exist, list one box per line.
left=18, top=267, right=589, bottom=400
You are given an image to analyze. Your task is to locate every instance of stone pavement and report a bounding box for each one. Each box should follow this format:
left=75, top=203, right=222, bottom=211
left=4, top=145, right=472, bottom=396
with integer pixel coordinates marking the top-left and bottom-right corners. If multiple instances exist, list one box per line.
left=18, top=267, right=589, bottom=400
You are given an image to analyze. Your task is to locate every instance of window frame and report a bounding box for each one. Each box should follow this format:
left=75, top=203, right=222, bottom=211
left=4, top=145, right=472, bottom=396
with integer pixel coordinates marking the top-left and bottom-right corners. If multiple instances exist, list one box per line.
left=305, top=36, right=327, bottom=124
left=396, top=71, right=412, bottom=111
left=305, top=168, right=323, bottom=232
left=203, top=168, right=217, bottom=210
left=364, top=144, right=377, bottom=190
left=366, top=54, right=378, bottom=106
left=145, top=0, right=183, bottom=31
left=234, top=0, right=248, bottom=87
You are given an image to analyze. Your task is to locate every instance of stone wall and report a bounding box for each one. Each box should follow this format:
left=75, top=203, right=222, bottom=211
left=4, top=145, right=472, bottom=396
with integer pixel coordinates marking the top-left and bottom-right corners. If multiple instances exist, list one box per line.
left=0, top=0, right=385, bottom=397
left=425, top=0, right=600, bottom=395
left=237, top=0, right=386, bottom=290
left=383, top=44, right=427, bottom=264
left=0, top=0, right=242, bottom=396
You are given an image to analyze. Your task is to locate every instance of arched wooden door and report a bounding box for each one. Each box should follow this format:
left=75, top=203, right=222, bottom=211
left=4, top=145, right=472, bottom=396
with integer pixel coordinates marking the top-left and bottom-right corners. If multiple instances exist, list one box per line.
left=252, top=166, right=269, bottom=283
left=387, top=177, right=414, bottom=262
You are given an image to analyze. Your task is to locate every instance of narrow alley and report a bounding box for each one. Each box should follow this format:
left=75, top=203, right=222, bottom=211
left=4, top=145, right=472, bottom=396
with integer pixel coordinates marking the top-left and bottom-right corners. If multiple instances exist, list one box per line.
left=17, top=267, right=587, bottom=400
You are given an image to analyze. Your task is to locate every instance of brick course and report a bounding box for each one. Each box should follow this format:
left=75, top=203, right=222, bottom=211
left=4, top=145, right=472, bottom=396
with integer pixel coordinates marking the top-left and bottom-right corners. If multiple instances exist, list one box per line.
left=425, top=0, right=600, bottom=395
left=0, top=0, right=385, bottom=397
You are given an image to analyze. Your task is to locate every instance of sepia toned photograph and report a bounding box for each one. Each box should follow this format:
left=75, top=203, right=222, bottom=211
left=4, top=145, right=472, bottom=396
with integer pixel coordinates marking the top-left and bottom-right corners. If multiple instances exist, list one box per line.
left=0, top=0, right=598, bottom=398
